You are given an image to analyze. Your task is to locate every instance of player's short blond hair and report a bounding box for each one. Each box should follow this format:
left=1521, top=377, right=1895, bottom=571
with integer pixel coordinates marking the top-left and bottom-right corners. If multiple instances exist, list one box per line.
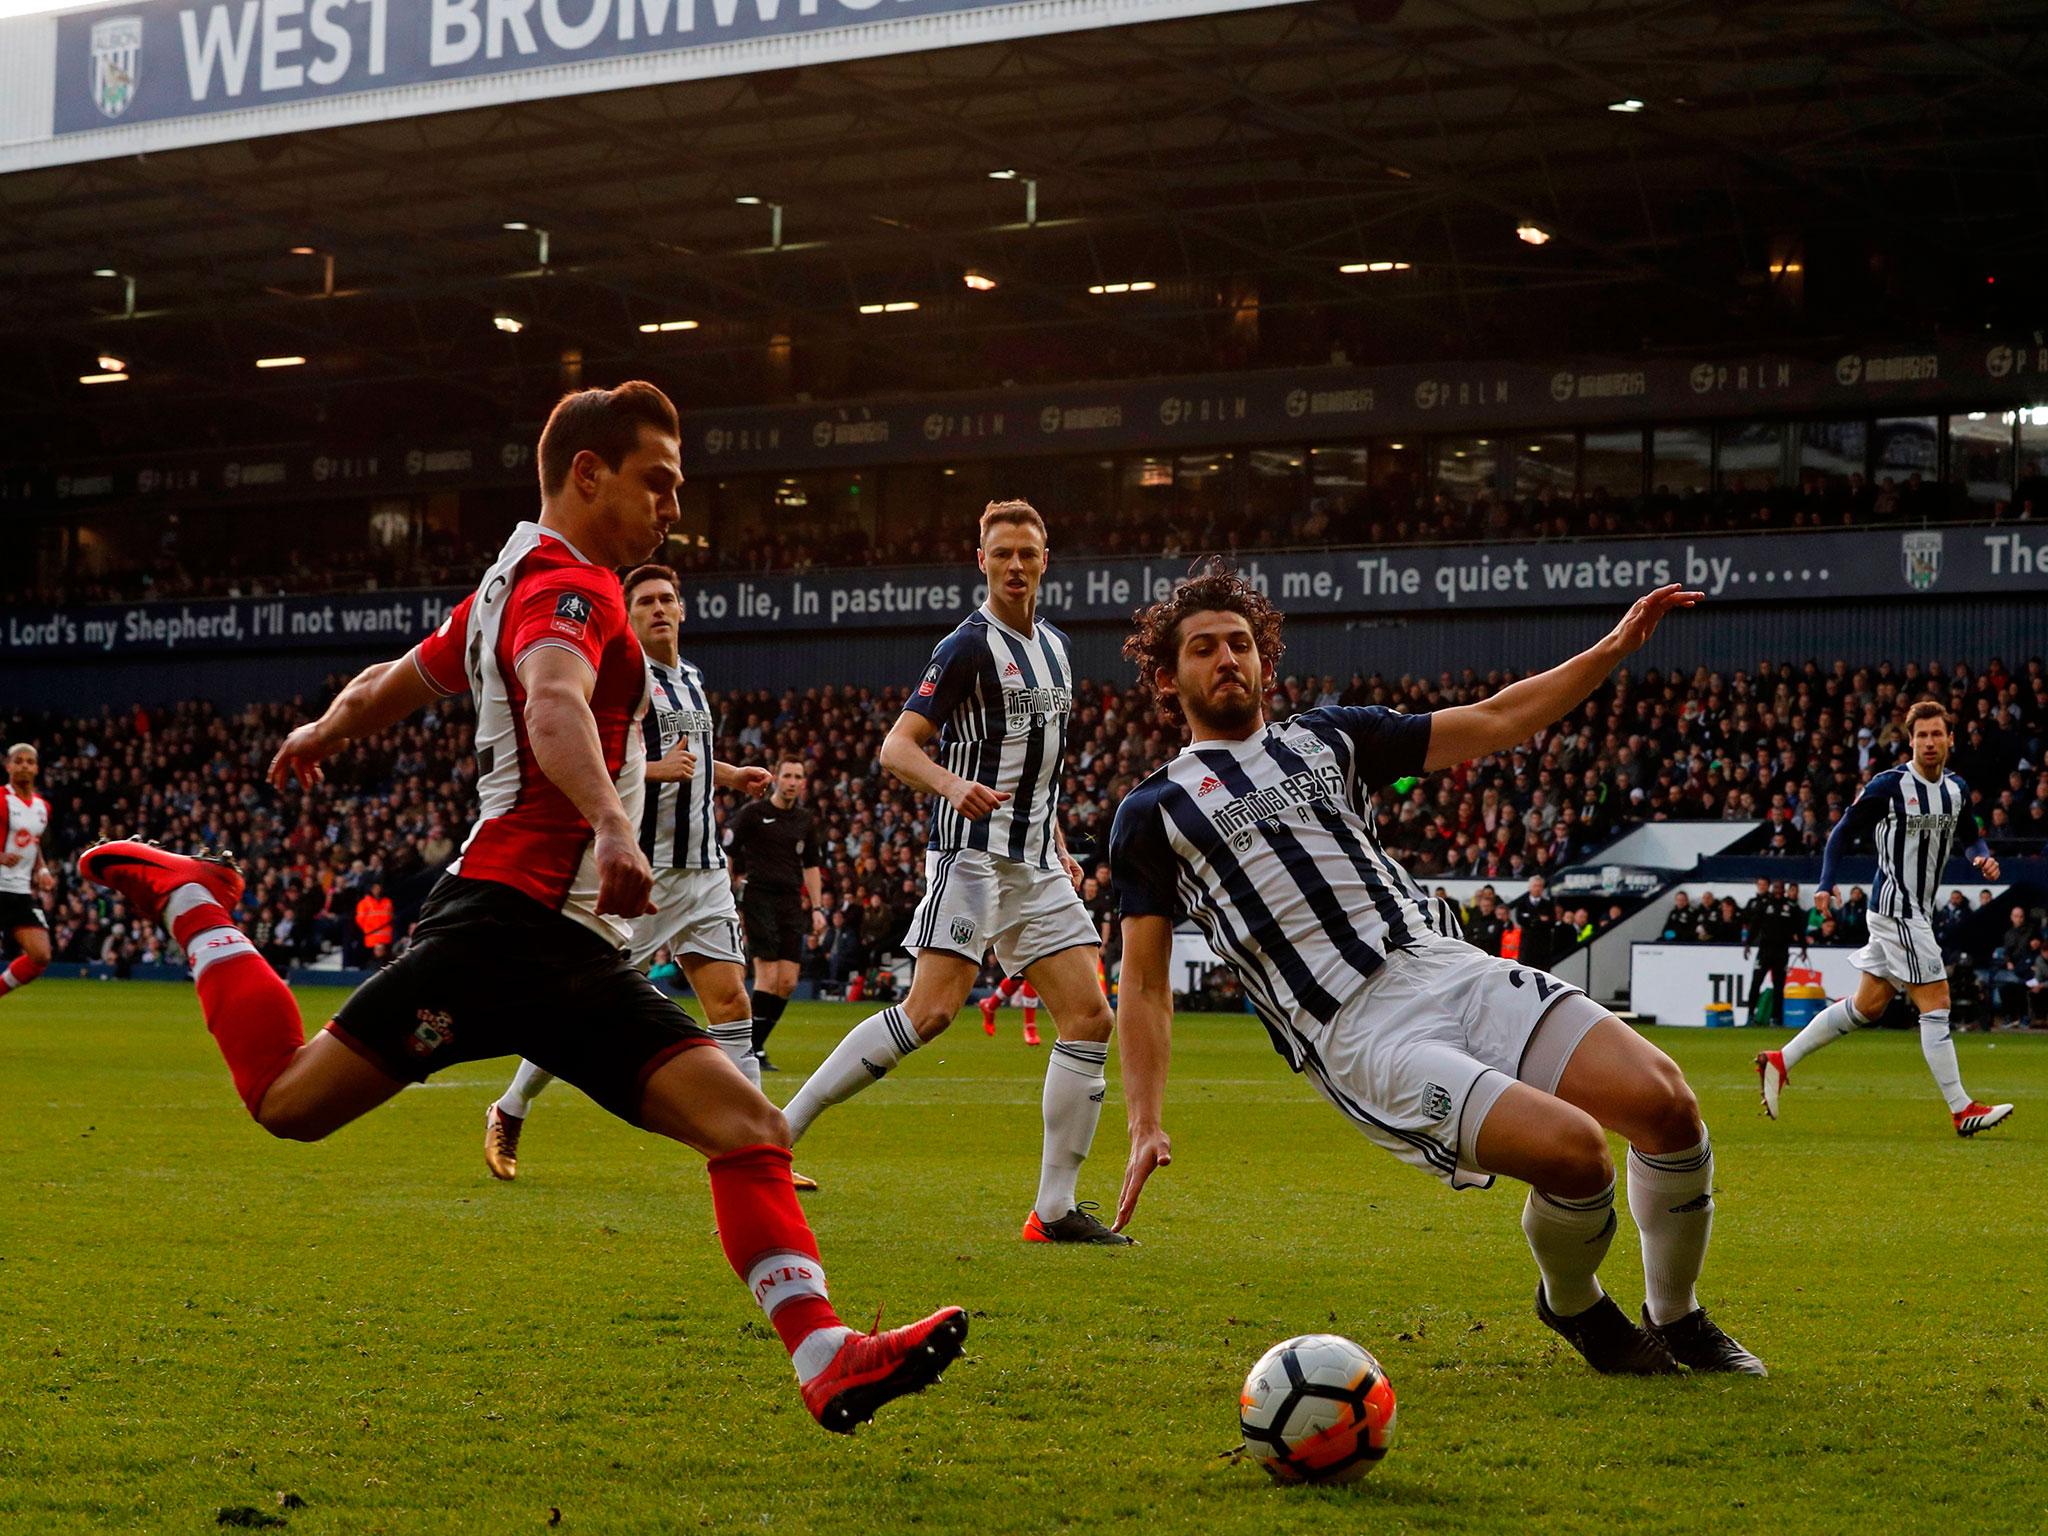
left=979, top=498, right=1047, bottom=547
left=5, top=743, right=34, bottom=759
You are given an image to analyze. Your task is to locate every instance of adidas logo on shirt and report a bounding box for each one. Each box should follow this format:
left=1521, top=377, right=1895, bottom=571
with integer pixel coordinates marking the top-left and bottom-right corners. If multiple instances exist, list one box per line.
left=1003, top=661, right=1022, bottom=677
left=1197, top=775, right=1223, bottom=797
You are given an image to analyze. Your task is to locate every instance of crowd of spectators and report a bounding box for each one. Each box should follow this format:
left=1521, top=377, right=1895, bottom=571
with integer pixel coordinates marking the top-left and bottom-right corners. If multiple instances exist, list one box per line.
left=16, top=470, right=2044, bottom=604
left=7, top=655, right=2041, bottom=998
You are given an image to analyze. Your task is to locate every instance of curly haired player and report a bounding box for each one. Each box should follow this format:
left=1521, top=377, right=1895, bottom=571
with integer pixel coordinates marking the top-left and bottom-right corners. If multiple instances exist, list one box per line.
left=1108, top=562, right=1762, bottom=1376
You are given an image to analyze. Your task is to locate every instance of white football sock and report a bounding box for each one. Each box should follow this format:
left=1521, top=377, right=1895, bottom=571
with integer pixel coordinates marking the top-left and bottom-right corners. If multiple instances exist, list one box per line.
left=1916, top=1010, right=1972, bottom=1113
left=1521, top=1182, right=1616, bottom=1317
left=1035, top=1039, right=1109, bottom=1222
left=1780, top=997, right=1866, bottom=1071
left=1628, top=1134, right=1714, bottom=1327
left=782, top=1006, right=921, bottom=1144
left=710, top=1021, right=761, bottom=1088
left=496, top=1059, right=555, bottom=1120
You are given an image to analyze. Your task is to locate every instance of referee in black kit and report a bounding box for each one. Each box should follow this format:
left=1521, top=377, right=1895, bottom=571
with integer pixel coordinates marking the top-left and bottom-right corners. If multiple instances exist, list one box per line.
left=728, top=757, right=822, bottom=1071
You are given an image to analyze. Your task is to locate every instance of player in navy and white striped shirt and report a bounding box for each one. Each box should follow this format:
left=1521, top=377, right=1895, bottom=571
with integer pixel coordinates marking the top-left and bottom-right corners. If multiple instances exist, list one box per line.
left=1110, top=563, right=1764, bottom=1376
left=1758, top=700, right=2009, bottom=1136
left=785, top=500, right=1125, bottom=1245
left=486, top=564, right=794, bottom=1180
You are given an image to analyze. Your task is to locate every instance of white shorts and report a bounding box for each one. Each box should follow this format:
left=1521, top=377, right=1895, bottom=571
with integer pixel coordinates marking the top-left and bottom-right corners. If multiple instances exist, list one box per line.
left=1852, top=911, right=1945, bottom=990
left=1301, top=938, right=1609, bottom=1191
left=629, top=868, right=744, bottom=969
left=907, top=848, right=1099, bottom=976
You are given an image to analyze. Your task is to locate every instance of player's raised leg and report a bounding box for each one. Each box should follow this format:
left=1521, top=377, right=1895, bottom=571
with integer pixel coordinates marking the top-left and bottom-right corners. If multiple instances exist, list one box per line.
left=78, top=840, right=404, bottom=1137
left=1018, top=944, right=1126, bottom=1244
left=783, top=949, right=977, bottom=1142
left=633, top=1046, right=963, bottom=1430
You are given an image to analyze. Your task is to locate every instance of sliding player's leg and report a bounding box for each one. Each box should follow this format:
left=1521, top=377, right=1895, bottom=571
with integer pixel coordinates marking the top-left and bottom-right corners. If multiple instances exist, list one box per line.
left=1016, top=942, right=1124, bottom=1244
left=782, top=948, right=978, bottom=1142
left=1546, top=1015, right=1764, bottom=1373
left=80, top=841, right=406, bottom=1137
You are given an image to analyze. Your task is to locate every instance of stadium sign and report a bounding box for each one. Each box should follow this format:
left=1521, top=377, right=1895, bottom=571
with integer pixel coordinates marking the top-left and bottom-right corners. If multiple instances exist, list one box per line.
left=46, top=0, right=1308, bottom=139
left=7, top=525, right=2048, bottom=660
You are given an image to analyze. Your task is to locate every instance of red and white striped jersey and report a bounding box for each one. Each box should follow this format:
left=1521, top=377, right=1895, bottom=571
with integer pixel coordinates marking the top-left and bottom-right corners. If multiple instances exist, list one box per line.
left=409, top=521, right=649, bottom=945
left=0, top=787, right=49, bottom=895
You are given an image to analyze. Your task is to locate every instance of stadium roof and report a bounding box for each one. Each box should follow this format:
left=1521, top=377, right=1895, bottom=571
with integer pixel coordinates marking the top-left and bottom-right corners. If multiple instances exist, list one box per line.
left=5, top=0, right=2045, bottom=460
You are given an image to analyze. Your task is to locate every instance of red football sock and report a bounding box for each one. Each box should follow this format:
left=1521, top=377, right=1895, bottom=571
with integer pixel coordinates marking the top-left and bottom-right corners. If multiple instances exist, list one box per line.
left=186, top=922, right=304, bottom=1118
left=0, top=953, right=46, bottom=994
left=708, top=1143, right=843, bottom=1353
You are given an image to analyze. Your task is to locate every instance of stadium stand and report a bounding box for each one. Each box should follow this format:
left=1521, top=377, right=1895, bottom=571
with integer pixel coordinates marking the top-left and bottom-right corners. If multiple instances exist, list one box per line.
left=16, top=657, right=2042, bottom=1008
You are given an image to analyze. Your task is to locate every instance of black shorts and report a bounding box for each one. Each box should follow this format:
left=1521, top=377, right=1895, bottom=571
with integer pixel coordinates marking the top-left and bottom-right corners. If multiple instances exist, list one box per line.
left=0, top=893, right=48, bottom=936
left=328, top=876, right=711, bottom=1125
left=742, top=883, right=805, bottom=964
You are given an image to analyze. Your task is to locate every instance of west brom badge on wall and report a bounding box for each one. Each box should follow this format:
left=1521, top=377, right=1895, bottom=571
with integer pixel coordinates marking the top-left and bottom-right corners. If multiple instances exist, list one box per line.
left=1901, top=530, right=1943, bottom=592
left=89, top=16, right=143, bottom=120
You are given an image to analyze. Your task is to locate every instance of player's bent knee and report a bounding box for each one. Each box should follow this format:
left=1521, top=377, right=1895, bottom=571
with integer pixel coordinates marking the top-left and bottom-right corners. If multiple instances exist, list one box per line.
left=1541, top=1119, right=1615, bottom=1200
left=1639, top=1062, right=1702, bottom=1148
left=1058, top=1000, right=1114, bottom=1043
left=252, top=1098, right=333, bottom=1143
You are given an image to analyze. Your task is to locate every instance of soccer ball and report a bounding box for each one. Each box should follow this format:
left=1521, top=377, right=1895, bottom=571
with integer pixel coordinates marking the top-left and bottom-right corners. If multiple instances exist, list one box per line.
left=1238, top=1334, right=1397, bottom=1484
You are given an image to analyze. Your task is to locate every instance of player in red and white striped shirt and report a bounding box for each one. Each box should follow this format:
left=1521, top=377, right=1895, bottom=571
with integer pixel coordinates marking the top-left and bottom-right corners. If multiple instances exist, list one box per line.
left=0, top=743, right=55, bottom=1000
left=80, top=382, right=964, bottom=1433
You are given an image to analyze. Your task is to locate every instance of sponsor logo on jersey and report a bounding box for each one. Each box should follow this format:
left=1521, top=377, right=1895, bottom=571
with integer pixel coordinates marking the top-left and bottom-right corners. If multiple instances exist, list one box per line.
left=553, top=592, right=594, bottom=636
left=917, top=661, right=942, bottom=698
left=1003, top=683, right=1072, bottom=727
left=1210, top=764, right=1347, bottom=845
left=1197, top=775, right=1223, bottom=797
left=1003, top=661, right=1022, bottom=678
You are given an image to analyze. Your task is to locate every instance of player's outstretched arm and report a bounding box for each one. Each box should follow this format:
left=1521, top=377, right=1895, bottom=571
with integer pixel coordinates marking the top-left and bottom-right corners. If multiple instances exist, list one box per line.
left=1422, top=583, right=1703, bottom=770
left=878, top=711, right=1010, bottom=821
left=269, top=656, right=442, bottom=790
left=1113, top=913, right=1177, bottom=1232
left=519, top=646, right=654, bottom=919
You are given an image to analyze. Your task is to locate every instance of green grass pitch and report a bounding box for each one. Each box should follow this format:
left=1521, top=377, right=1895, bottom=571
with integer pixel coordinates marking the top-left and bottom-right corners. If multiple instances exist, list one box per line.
left=2, top=981, right=2044, bottom=1534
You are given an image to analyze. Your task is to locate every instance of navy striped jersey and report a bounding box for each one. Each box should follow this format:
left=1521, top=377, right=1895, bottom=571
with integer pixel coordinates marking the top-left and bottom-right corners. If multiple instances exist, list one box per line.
left=1819, top=763, right=1987, bottom=922
left=904, top=607, right=1075, bottom=870
left=638, top=654, right=723, bottom=871
left=1109, top=706, right=1451, bottom=1069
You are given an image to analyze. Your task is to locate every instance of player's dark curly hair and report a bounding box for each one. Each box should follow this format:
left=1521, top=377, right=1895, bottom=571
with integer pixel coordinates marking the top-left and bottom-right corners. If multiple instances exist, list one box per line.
left=1123, top=558, right=1285, bottom=723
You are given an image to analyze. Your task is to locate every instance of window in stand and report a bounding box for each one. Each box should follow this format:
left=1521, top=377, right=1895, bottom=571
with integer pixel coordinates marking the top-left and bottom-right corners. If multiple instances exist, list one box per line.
left=1245, top=449, right=1307, bottom=546
left=1120, top=454, right=1177, bottom=554
left=1715, top=421, right=1787, bottom=493
left=1005, top=457, right=1119, bottom=553
left=1172, top=452, right=1238, bottom=552
left=710, top=476, right=773, bottom=565
left=1430, top=436, right=1497, bottom=516
left=1945, top=411, right=2014, bottom=515
left=1797, top=419, right=1867, bottom=508
left=1581, top=428, right=1645, bottom=502
left=1512, top=433, right=1577, bottom=502
left=1650, top=426, right=1712, bottom=497
left=1872, top=416, right=1938, bottom=520
left=1308, top=445, right=1370, bottom=544
left=1368, top=439, right=1422, bottom=535
left=2017, top=406, right=2048, bottom=518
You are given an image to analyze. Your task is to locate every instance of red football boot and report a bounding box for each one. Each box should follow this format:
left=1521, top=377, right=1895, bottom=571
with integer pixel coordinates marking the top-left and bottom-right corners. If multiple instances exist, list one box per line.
left=800, top=1307, right=968, bottom=1434
left=1953, top=1101, right=2013, bottom=1137
left=980, top=994, right=999, bottom=1037
left=1022, top=1019, right=1042, bottom=1047
left=77, top=840, right=244, bottom=927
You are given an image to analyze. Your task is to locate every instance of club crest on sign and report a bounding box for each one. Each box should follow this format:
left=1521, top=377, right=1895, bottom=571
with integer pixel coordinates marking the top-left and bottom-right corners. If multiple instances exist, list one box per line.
left=90, top=17, right=143, bottom=120
left=1901, top=530, right=1942, bottom=591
